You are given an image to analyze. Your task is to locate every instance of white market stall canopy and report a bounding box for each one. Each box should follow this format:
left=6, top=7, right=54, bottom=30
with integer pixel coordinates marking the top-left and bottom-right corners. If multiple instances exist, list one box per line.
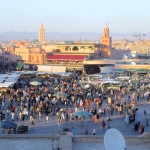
left=0, top=73, right=20, bottom=84
left=51, top=66, right=66, bottom=73
left=53, top=72, right=73, bottom=76
left=0, top=78, right=6, bottom=83
left=60, top=72, right=73, bottom=76
left=37, top=65, right=52, bottom=72
left=36, top=65, right=67, bottom=73
left=100, top=66, right=113, bottom=73
left=101, top=81, right=120, bottom=85
left=0, top=82, right=14, bottom=88
left=5, top=77, right=18, bottom=83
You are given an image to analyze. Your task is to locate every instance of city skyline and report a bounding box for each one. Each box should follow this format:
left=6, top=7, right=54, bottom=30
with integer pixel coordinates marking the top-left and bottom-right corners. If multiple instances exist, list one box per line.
left=0, top=0, right=150, bottom=33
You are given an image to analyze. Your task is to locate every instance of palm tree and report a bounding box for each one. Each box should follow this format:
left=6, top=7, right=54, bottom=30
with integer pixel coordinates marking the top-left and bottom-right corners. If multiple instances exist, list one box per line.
left=133, top=34, right=135, bottom=41
left=143, top=34, right=145, bottom=40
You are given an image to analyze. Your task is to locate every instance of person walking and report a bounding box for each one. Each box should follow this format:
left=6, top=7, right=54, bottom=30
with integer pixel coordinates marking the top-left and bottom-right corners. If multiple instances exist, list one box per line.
left=146, top=117, right=149, bottom=126
left=21, top=114, right=25, bottom=121
left=107, top=123, right=111, bottom=129
left=30, top=115, right=35, bottom=125
left=138, top=118, right=141, bottom=128
left=58, top=120, right=62, bottom=133
left=65, top=112, right=68, bottom=121
left=102, top=120, right=106, bottom=130
left=143, top=109, right=147, bottom=118
left=46, top=114, right=49, bottom=123
left=72, top=127, right=75, bottom=135
left=92, top=129, right=96, bottom=135
left=140, top=124, right=144, bottom=134
left=94, top=114, right=98, bottom=123
left=96, top=114, right=99, bottom=123
left=38, top=111, right=41, bottom=120
left=119, top=105, right=122, bottom=115
left=11, top=111, right=15, bottom=122
left=125, top=114, right=129, bottom=124
left=110, top=106, right=114, bottom=115
left=13, top=128, right=16, bottom=134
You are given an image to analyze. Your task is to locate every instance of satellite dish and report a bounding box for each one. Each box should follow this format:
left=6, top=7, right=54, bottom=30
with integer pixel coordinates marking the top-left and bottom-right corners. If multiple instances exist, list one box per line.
left=104, top=128, right=126, bottom=150
left=131, top=53, right=136, bottom=57
left=131, top=62, right=136, bottom=65
left=123, top=55, right=128, bottom=59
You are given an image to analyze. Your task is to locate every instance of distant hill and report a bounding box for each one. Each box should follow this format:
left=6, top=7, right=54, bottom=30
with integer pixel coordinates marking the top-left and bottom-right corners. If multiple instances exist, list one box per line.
left=0, top=31, right=149, bottom=41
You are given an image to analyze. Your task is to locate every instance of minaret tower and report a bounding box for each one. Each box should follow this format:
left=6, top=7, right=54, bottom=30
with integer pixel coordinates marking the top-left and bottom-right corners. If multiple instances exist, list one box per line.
left=39, top=24, right=45, bottom=43
left=100, top=24, right=112, bottom=58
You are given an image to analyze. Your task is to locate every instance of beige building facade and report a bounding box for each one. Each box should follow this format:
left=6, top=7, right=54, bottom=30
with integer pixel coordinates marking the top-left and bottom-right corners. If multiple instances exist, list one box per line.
left=15, top=46, right=29, bottom=62
left=40, top=24, right=112, bottom=58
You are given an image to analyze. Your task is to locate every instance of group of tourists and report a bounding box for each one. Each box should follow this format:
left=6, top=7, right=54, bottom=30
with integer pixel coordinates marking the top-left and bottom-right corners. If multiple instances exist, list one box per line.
left=0, top=71, right=149, bottom=135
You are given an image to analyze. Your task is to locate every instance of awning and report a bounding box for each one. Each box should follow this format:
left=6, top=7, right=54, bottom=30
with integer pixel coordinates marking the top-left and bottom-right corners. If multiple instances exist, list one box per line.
left=47, top=55, right=64, bottom=60
left=51, top=66, right=66, bottom=73
left=136, top=70, right=147, bottom=74
left=113, top=71, right=124, bottom=73
left=113, top=69, right=124, bottom=73
left=71, top=55, right=86, bottom=61
left=126, top=69, right=136, bottom=72
left=47, top=54, right=86, bottom=61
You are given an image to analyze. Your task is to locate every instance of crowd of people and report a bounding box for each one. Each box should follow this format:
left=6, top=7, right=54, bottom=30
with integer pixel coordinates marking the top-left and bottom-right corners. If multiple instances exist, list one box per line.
left=0, top=71, right=149, bottom=135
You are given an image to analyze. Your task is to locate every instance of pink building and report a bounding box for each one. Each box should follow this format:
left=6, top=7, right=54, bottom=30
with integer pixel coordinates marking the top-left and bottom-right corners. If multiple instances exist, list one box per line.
left=0, top=48, right=21, bottom=63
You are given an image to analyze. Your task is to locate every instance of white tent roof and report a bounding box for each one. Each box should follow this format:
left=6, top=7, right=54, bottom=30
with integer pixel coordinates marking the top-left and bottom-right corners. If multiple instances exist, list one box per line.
left=101, top=81, right=120, bottom=84
left=0, top=82, right=14, bottom=87
left=5, top=78, right=17, bottom=82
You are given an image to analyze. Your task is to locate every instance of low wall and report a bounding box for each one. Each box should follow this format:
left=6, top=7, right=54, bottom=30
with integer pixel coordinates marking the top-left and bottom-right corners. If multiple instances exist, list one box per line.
left=72, top=134, right=150, bottom=143
left=0, top=133, right=149, bottom=150
left=0, top=134, right=59, bottom=140
left=0, top=133, right=149, bottom=141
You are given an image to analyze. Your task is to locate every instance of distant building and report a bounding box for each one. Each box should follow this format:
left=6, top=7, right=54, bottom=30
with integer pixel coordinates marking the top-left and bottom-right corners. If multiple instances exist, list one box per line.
left=5, top=45, right=15, bottom=55
left=39, top=24, right=45, bottom=43
left=15, top=45, right=46, bottom=64
left=0, top=45, right=21, bottom=62
left=28, top=47, right=46, bottom=64
left=15, top=45, right=29, bottom=62
left=100, top=26, right=112, bottom=58
left=41, top=25, right=129, bottom=60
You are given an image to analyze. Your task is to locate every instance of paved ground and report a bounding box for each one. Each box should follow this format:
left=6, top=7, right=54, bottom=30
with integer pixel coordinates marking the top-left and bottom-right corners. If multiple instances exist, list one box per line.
left=1, top=93, right=150, bottom=136
left=0, top=139, right=58, bottom=150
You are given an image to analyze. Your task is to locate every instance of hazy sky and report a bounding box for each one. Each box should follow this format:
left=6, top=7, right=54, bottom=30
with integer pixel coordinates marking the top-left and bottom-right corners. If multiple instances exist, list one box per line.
left=0, top=0, right=150, bottom=33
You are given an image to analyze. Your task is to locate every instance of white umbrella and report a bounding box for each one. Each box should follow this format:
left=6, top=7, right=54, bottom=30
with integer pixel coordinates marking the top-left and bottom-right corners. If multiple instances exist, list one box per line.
left=144, top=91, right=150, bottom=97
left=30, top=81, right=41, bottom=86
